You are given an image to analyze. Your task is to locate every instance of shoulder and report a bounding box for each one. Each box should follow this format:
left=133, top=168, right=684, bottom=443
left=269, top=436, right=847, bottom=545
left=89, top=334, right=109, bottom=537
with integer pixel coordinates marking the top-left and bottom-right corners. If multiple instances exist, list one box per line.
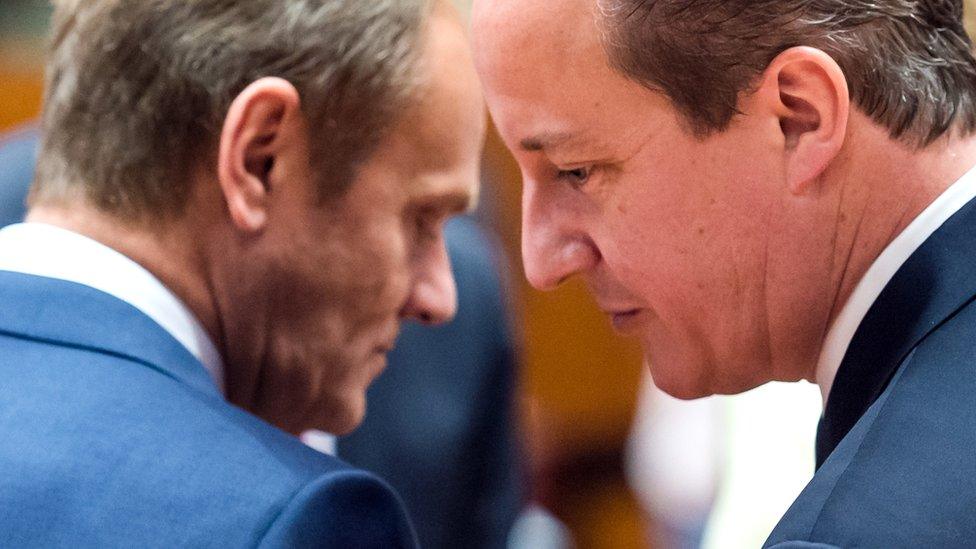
left=257, top=469, right=417, bottom=548
left=0, top=329, right=414, bottom=547
left=766, top=305, right=976, bottom=547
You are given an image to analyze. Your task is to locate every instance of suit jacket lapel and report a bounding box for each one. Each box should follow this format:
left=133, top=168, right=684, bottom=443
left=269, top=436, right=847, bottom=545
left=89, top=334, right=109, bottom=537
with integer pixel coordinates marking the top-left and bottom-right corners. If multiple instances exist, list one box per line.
left=817, top=195, right=976, bottom=467
left=0, top=271, right=222, bottom=399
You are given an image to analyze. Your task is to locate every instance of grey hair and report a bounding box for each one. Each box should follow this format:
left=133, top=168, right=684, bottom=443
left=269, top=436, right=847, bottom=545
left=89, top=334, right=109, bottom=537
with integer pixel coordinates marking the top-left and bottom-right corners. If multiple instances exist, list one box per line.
left=599, top=0, right=976, bottom=147
left=34, top=0, right=431, bottom=219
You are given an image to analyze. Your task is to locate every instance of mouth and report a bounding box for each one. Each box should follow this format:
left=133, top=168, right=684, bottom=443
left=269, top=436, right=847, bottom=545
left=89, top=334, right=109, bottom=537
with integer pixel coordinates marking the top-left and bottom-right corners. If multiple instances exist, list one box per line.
left=606, top=308, right=643, bottom=333
left=373, top=342, right=395, bottom=355
left=373, top=324, right=401, bottom=356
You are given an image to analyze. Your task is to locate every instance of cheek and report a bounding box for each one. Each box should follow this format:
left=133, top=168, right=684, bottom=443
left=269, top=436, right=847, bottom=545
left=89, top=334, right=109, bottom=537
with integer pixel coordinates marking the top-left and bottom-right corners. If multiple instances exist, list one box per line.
left=600, top=150, right=777, bottom=347
left=340, top=222, right=413, bottom=316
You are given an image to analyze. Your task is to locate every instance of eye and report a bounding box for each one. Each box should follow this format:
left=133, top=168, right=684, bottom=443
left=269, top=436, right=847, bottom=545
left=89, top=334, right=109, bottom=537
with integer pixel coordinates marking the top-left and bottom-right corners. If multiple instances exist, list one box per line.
left=556, top=166, right=592, bottom=190
left=414, top=209, right=443, bottom=241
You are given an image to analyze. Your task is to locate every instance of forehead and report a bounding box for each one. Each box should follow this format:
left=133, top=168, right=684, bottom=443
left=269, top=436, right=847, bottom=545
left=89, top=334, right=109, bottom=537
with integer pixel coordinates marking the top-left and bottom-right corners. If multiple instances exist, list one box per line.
left=361, top=9, right=484, bottom=208
left=473, top=0, right=603, bottom=95
left=472, top=0, right=653, bottom=152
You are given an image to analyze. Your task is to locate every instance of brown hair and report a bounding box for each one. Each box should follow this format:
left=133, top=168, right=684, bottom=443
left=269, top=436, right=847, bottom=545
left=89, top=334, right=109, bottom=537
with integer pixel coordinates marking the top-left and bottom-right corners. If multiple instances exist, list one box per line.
left=34, top=0, right=430, bottom=220
left=600, top=0, right=976, bottom=146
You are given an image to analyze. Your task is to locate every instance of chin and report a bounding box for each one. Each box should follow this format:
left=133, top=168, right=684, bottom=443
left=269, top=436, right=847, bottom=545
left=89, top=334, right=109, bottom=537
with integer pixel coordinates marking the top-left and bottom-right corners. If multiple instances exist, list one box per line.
left=643, top=345, right=717, bottom=400
left=315, top=391, right=368, bottom=436
left=644, top=355, right=748, bottom=400
left=643, top=331, right=775, bottom=398
left=651, top=371, right=714, bottom=400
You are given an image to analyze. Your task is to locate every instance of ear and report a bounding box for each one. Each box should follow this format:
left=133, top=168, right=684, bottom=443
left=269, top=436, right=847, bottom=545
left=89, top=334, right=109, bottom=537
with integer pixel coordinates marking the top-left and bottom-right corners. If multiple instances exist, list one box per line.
left=757, top=47, right=850, bottom=195
left=218, top=77, right=301, bottom=233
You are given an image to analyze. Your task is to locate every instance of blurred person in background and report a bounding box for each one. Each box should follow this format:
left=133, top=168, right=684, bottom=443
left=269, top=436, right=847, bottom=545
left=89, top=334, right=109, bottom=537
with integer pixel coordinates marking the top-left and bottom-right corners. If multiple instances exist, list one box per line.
left=340, top=214, right=524, bottom=549
left=0, top=0, right=486, bottom=546
left=625, top=375, right=722, bottom=549
left=626, top=366, right=823, bottom=549
left=474, top=0, right=976, bottom=546
left=0, top=125, right=36, bottom=226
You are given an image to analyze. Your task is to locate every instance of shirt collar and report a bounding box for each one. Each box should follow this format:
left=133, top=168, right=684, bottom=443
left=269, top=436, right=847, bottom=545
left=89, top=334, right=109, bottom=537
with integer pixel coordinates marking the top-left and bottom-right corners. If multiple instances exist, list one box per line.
left=816, top=164, right=976, bottom=404
left=0, top=222, right=224, bottom=393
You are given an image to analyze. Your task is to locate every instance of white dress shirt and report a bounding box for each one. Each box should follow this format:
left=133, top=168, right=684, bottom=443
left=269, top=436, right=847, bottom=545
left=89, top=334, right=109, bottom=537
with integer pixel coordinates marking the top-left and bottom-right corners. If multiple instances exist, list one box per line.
left=0, top=222, right=224, bottom=393
left=816, top=164, right=976, bottom=404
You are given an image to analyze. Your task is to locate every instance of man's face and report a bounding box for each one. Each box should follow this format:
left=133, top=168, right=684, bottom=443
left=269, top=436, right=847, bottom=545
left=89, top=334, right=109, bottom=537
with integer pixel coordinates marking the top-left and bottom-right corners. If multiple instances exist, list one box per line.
left=233, top=12, right=484, bottom=434
left=473, top=0, right=807, bottom=398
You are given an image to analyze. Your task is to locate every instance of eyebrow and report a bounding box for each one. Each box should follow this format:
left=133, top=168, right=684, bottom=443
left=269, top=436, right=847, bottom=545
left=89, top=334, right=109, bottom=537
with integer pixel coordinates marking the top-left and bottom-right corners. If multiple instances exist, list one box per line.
left=419, top=189, right=478, bottom=216
left=519, top=131, right=577, bottom=152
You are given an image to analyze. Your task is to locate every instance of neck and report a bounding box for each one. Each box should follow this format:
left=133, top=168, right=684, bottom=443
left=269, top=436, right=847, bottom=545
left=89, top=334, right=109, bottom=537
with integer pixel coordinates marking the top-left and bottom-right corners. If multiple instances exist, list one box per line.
left=825, top=127, right=976, bottom=331
left=25, top=203, right=223, bottom=352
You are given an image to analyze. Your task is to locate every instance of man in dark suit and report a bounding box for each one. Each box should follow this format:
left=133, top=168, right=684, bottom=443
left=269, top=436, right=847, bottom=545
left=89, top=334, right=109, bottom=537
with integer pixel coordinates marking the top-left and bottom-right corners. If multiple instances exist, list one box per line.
left=472, top=0, right=976, bottom=546
left=0, top=131, right=523, bottom=549
left=0, top=0, right=485, bottom=546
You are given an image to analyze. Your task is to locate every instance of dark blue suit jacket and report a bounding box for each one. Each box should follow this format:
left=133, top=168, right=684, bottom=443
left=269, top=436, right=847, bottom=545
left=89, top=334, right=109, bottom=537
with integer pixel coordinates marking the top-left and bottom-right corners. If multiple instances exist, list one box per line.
left=0, top=272, right=417, bottom=547
left=766, top=197, right=976, bottom=548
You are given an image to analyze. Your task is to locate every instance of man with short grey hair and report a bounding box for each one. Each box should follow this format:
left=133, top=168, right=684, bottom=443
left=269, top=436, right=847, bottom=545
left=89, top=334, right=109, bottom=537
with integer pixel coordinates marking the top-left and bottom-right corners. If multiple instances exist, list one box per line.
left=474, top=0, right=976, bottom=546
left=0, top=0, right=484, bottom=546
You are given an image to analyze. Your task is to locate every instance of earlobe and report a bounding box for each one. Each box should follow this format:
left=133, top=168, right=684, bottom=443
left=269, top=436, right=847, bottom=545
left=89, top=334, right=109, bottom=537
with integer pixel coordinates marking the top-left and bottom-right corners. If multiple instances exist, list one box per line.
left=764, top=47, right=850, bottom=195
left=217, top=77, right=302, bottom=234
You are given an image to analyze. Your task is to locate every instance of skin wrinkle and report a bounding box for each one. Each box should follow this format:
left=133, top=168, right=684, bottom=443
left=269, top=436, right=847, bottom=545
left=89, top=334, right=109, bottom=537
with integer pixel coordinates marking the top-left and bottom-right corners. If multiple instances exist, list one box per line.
left=825, top=161, right=853, bottom=301
left=760, top=197, right=775, bottom=378
left=831, top=186, right=870, bottom=323
left=821, top=173, right=849, bottom=342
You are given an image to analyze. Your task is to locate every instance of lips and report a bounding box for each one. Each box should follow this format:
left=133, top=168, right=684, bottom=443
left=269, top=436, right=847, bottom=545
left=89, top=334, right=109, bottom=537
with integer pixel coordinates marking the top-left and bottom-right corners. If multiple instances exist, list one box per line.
left=374, top=341, right=395, bottom=355
left=607, top=308, right=643, bottom=332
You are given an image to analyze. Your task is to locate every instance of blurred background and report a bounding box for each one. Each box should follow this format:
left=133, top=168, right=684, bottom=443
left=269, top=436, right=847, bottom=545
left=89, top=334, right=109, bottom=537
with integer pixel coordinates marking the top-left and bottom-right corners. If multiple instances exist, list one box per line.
left=3, top=2, right=974, bottom=548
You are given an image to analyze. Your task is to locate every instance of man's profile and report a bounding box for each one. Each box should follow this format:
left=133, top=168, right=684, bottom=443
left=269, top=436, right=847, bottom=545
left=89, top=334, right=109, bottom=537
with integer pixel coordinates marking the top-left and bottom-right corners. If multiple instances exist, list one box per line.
left=473, top=0, right=976, bottom=546
left=0, top=0, right=484, bottom=546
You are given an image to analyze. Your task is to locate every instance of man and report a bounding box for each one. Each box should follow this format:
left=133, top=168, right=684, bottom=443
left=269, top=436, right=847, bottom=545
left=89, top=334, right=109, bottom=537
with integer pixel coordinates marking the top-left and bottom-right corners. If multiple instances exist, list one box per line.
left=0, top=0, right=484, bottom=546
left=0, top=130, right=523, bottom=549
left=473, top=0, right=976, bottom=546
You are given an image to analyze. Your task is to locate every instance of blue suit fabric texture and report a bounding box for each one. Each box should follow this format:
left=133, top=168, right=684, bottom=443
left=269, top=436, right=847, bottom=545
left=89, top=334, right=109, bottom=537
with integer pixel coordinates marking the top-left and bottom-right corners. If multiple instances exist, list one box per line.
left=0, top=271, right=418, bottom=548
left=765, top=196, right=976, bottom=548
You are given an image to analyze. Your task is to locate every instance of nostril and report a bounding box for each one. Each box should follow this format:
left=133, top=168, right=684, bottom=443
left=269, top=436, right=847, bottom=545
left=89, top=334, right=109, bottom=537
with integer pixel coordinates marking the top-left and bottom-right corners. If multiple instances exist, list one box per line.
left=418, top=311, right=434, bottom=324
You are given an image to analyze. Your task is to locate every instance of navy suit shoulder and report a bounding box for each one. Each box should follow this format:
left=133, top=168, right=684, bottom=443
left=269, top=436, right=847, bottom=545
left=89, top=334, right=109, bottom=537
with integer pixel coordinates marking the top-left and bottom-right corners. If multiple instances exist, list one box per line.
left=767, top=307, right=976, bottom=547
left=767, top=198, right=976, bottom=549
left=0, top=271, right=416, bottom=548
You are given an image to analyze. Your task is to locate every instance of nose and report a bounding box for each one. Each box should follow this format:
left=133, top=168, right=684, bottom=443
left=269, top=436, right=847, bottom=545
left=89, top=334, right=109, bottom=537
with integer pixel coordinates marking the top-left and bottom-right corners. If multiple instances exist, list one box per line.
left=521, top=180, right=600, bottom=291
left=401, top=236, right=458, bottom=325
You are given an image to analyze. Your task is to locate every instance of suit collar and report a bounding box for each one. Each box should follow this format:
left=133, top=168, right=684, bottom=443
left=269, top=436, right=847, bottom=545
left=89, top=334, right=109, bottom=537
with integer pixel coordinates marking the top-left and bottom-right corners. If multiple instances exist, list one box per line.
left=0, top=223, right=224, bottom=391
left=0, top=271, right=222, bottom=399
left=815, top=165, right=976, bottom=405
left=816, top=195, right=976, bottom=466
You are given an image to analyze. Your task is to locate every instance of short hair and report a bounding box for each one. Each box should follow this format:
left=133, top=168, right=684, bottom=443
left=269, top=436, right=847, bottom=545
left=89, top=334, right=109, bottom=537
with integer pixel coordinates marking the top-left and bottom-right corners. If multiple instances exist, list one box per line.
left=34, top=0, right=430, bottom=220
left=599, top=0, right=976, bottom=146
